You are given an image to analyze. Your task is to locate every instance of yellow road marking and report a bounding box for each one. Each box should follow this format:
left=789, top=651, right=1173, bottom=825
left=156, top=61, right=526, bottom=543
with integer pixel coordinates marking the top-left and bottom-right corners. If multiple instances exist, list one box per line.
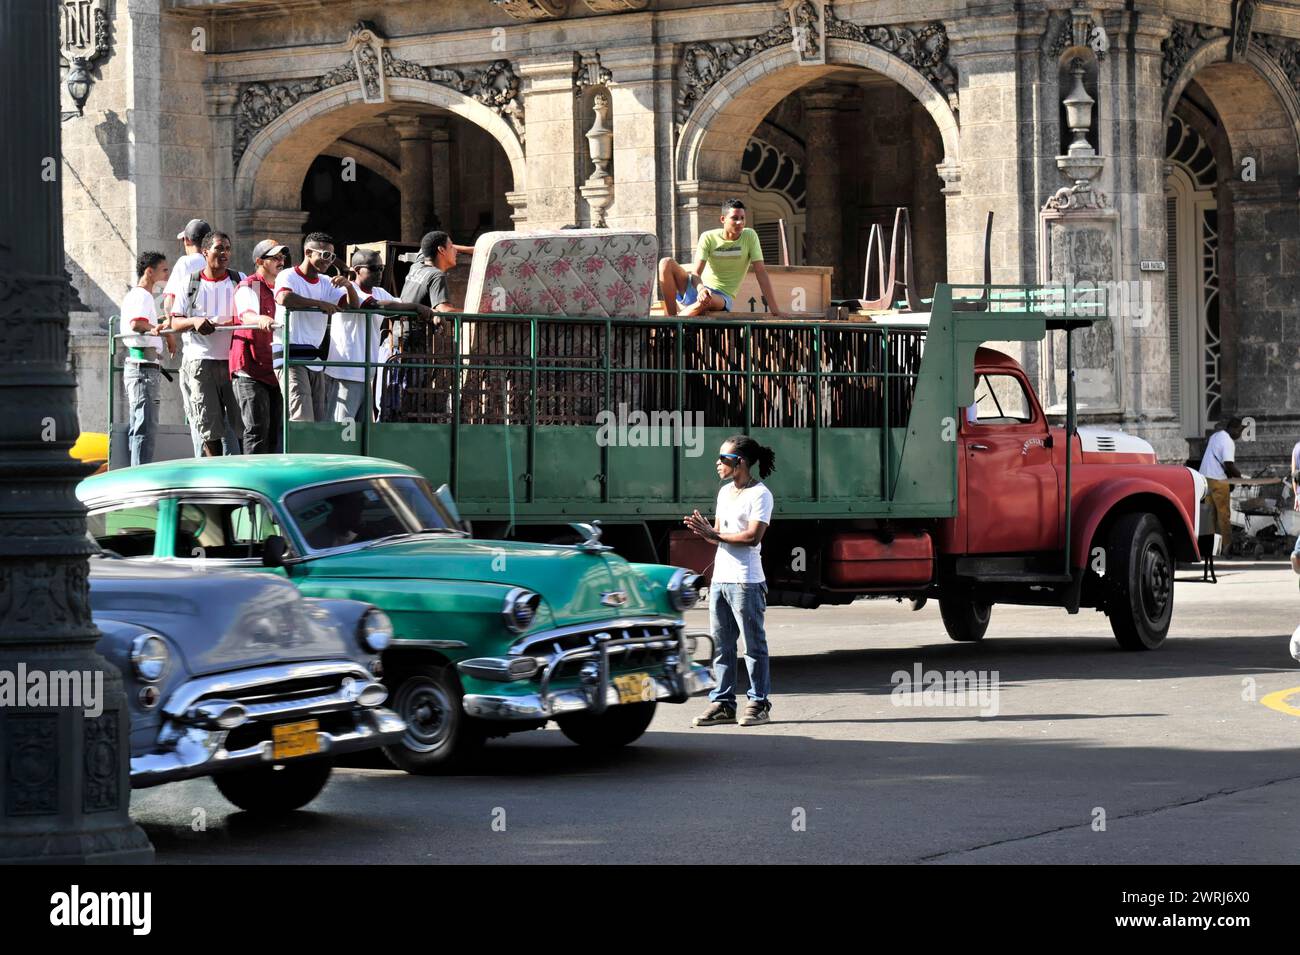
left=1260, top=686, right=1300, bottom=717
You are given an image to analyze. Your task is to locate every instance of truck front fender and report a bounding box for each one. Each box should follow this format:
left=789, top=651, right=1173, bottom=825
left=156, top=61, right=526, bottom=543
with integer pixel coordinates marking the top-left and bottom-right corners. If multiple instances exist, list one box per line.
left=1070, top=472, right=1200, bottom=569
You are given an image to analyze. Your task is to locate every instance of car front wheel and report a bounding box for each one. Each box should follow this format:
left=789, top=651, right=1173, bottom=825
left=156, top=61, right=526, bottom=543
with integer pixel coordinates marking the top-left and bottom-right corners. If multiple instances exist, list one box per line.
left=383, top=664, right=484, bottom=774
left=939, top=591, right=991, bottom=642
left=213, top=758, right=332, bottom=813
left=556, top=701, right=657, bottom=749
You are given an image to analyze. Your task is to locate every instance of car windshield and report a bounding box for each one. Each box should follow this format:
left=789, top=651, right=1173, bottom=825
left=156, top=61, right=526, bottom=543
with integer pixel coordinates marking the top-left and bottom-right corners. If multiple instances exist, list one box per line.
left=284, top=476, right=452, bottom=552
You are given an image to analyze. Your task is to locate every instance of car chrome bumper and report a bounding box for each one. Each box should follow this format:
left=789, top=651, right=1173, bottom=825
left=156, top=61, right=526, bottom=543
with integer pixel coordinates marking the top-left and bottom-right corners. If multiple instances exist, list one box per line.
left=131, top=706, right=405, bottom=788
left=132, top=660, right=407, bottom=787
left=461, top=628, right=715, bottom=720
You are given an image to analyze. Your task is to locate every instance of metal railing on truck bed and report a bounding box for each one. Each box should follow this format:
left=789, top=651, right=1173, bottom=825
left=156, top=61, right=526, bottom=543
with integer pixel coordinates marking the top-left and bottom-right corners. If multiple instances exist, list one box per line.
left=107, top=283, right=1097, bottom=523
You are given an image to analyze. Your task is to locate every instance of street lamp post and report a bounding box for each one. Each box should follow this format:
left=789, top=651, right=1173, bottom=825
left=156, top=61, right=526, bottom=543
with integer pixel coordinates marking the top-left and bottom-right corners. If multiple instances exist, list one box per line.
left=0, top=0, right=153, bottom=862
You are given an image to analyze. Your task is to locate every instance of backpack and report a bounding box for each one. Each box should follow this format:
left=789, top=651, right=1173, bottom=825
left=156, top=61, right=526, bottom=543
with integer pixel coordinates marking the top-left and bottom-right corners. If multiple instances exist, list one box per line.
left=183, top=267, right=243, bottom=318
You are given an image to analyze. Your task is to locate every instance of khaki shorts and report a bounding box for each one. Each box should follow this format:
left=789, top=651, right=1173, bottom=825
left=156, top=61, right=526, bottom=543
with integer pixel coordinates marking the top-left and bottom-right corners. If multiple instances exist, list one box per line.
left=182, top=359, right=244, bottom=444
left=281, top=366, right=330, bottom=422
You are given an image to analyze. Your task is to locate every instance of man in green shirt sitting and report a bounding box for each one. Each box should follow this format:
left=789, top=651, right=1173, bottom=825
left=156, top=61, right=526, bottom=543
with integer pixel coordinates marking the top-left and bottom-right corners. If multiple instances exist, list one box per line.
left=659, top=199, right=783, bottom=318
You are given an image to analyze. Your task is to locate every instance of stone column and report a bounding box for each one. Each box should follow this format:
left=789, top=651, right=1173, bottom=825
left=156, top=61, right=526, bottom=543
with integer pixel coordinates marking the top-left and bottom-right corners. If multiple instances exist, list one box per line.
left=518, top=53, right=583, bottom=230
left=207, top=81, right=241, bottom=257
left=802, top=89, right=844, bottom=293
left=391, top=117, right=434, bottom=243
left=428, top=120, right=452, bottom=230
left=236, top=208, right=310, bottom=265
left=0, top=0, right=152, bottom=863
left=589, top=42, right=664, bottom=235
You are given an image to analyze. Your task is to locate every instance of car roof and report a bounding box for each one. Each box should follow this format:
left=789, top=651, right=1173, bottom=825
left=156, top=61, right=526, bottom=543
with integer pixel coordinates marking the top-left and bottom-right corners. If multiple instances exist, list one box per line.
left=78, top=454, right=422, bottom=504
left=975, top=347, right=1022, bottom=372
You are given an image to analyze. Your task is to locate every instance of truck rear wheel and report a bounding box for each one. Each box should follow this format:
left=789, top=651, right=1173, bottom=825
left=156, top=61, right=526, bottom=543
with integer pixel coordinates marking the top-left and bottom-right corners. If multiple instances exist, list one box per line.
left=939, top=592, right=991, bottom=642
left=1106, top=512, right=1173, bottom=650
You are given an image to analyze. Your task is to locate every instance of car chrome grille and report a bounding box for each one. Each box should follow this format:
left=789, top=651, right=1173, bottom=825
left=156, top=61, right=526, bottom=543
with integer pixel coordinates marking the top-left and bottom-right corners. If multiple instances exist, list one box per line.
left=519, top=624, right=681, bottom=680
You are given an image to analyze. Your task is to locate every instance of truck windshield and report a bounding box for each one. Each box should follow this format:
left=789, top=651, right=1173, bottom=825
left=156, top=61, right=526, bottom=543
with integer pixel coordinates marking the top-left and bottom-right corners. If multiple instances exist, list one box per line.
left=284, top=477, right=452, bottom=552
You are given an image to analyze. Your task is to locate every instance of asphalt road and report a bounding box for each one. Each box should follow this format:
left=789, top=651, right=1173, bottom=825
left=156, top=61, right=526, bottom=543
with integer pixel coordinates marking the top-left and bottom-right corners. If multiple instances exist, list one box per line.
left=132, top=560, right=1300, bottom=864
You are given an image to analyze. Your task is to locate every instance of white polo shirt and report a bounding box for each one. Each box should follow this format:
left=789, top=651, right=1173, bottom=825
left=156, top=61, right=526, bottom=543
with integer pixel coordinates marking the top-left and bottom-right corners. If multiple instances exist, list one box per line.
left=327, top=283, right=394, bottom=382
left=119, top=287, right=162, bottom=361
left=163, top=252, right=206, bottom=313
left=274, top=266, right=348, bottom=373
left=1199, top=429, right=1235, bottom=480
left=180, top=271, right=239, bottom=362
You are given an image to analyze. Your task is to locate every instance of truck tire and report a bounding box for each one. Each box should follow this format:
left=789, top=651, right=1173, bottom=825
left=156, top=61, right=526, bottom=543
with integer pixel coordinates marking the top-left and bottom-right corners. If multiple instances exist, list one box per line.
left=1106, top=512, right=1173, bottom=650
left=939, top=592, right=991, bottom=642
left=213, top=758, right=332, bottom=813
left=383, top=664, right=485, bottom=774
left=556, top=701, right=657, bottom=749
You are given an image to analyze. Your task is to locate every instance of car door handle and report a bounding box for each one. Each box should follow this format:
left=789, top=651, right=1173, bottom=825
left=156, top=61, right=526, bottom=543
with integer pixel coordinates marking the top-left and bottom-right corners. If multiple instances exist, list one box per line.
left=970, top=444, right=990, bottom=451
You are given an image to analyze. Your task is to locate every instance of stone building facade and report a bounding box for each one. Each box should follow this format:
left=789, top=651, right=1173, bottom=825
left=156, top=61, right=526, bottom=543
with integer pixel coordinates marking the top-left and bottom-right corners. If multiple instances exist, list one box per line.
left=61, top=0, right=1300, bottom=467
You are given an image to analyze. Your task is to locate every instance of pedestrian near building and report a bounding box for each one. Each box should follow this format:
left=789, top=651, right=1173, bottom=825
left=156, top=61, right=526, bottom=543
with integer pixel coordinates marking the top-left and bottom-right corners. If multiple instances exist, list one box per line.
left=232, top=239, right=287, bottom=453
left=1290, top=439, right=1300, bottom=512
left=273, top=232, right=358, bottom=421
left=161, top=218, right=221, bottom=457
left=119, top=251, right=170, bottom=467
left=327, top=248, right=439, bottom=423
left=685, top=435, right=777, bottom=727
left=658, top=199, right=783, bottom=318
left=1199, top=416, right=1247, bottom=551
left=164, top=231, right=245, bottom=457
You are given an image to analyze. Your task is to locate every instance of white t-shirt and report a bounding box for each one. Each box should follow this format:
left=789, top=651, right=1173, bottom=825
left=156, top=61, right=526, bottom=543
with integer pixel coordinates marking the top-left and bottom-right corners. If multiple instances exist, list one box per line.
left=119, top=286, right=162, bottom=360
left=711, top=481, right=774, bottom=583
left=327, top=284, right=393, bottom=382
left=274, top=266, right=347, bottom=373
left=180, top=271, right=239, bottom=362
left=163, top=252, right=205, bottom=312
left=1199, top=429, right=1236, bottom=480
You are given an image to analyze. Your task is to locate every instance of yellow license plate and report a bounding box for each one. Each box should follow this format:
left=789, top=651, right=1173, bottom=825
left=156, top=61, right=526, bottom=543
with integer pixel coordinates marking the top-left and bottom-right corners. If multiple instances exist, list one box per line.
left=613, top=672, right=653, bottom=705
left=271, top=719, right=320, bottom=760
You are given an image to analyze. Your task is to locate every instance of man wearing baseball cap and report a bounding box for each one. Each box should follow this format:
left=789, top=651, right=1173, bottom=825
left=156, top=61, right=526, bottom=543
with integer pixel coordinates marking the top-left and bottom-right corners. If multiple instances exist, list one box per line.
left=232, top=240, right=288, bottom=452
left=159, top=218, right=239, bottom=456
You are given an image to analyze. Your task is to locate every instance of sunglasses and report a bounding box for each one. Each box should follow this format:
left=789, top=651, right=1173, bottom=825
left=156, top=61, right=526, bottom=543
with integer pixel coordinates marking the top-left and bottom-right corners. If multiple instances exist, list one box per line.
left=718, top=453, right=742, bottom=464
left=306, top=248, right=336, bottom=262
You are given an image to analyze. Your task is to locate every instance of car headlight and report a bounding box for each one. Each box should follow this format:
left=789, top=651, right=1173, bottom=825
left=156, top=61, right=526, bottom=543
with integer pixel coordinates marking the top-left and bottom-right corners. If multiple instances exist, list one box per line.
left=667, top=569, right=701, bottom=611
left=359, top=608, right=393, bottom=653
left=502, top=588, right=541, bottom=633
left=130, top=633, right=169, bottom=683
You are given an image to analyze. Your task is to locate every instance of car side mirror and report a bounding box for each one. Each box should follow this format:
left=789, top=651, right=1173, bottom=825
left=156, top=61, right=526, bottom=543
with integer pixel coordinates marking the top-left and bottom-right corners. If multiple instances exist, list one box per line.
left=263, top=535, right=290, bottom=568
left=434, top=483, right=471, bottom=534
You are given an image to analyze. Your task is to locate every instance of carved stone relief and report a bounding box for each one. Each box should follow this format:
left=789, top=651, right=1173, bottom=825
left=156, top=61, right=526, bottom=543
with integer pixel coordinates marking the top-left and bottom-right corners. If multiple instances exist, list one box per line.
left=675, top=10, right=957, bottom=125
left=492, top=0, right=567, bottom=19
left=233, top=48, right=526, bottom=167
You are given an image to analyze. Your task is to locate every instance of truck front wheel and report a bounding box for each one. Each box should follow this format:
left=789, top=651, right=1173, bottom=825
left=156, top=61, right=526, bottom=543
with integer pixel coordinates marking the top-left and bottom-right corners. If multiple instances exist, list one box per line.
left=1106, top=512, right=1173, bottom=650
left=939, top=592, right=992, bottom=642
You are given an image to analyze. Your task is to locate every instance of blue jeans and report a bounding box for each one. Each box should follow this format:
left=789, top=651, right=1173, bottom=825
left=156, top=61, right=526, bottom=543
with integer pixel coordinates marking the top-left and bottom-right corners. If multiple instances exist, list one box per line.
left=124, top=362, right=159, bottom=467
left=708, top=582, right=769, bottom=704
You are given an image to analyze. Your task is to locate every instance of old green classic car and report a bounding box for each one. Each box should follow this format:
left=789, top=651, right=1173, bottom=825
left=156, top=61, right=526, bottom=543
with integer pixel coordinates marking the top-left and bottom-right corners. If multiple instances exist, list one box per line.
left=78, top=455, right=712, bottom=773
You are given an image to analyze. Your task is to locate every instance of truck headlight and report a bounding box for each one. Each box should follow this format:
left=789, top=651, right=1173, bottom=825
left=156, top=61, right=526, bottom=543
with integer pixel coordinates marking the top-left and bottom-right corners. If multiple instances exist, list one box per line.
left=667, top=569, right=701, bottom=611
left=502, top=588, right=541, bottom=633
left=359, top=608, right=393, bottom=653
left=130, top=633, right=169, bottom=683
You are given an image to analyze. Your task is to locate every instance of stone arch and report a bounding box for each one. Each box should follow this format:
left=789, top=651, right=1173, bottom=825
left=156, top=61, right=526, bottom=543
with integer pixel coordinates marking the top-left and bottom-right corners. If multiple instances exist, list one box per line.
left=1161, top=37, right=1300, bottom=175
left=235, top=75, right=527, bottom=213
left=675, top=38, right=959, bottom=187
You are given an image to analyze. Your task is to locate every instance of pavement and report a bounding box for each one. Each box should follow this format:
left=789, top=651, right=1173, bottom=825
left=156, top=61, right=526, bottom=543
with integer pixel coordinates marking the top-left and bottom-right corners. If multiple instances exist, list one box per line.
left=132, top=560, right=1300, bottom=864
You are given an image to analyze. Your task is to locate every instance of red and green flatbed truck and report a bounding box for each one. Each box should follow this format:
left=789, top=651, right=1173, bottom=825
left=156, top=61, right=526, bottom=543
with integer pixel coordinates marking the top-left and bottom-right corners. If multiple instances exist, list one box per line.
left=296, top=283, right=1206, bottom=650
left=108, top=279, right=1206, bottom=650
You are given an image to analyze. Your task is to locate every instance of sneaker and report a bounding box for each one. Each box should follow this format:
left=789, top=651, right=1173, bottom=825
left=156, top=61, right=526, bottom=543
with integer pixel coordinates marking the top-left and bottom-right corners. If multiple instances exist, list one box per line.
left=739, top=700, right=771, bottom=726
left=692, top=702, right=736, bottom=727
